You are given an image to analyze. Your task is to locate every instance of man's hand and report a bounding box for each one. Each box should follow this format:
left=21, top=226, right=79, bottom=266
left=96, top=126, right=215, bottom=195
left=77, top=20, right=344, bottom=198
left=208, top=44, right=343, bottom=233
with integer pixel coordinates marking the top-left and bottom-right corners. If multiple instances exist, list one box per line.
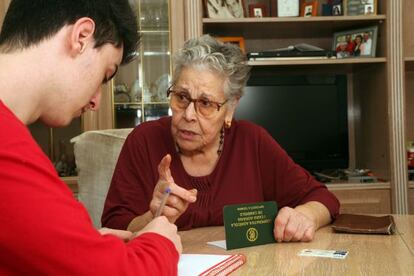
left=98, top=227, right=134, bottom=242
left=133, top=216, right=182, bottom=253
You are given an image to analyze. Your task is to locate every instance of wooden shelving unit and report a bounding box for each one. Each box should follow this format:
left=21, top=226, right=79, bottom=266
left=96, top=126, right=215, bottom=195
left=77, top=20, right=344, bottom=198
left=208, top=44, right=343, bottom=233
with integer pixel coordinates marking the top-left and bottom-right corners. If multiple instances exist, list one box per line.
left=183, top=0, right=411, bottom=214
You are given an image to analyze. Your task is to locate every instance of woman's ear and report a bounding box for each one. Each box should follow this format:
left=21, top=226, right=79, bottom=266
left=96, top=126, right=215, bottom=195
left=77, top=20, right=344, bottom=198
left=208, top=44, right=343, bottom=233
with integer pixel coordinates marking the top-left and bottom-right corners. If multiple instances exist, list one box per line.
left=68, top=17, right=95, bottom=57
left=224, top=97, right=240, bottom=127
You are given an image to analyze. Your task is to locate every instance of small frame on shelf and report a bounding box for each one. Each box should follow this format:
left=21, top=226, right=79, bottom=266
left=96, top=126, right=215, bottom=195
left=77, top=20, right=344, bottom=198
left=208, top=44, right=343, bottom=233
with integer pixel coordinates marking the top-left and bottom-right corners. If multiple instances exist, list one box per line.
left=301, top=1, right=318, bottom=17
left=204, top=0, right=246, bottom=18
left=345, top=0, right=377, bottom=16
left=216, top=36, right=246, bottom=52
left=248, top=3, right=268, bottom=17
left=332, top=0, right=344, bottom=16
left=333, top=26, right=378, bottom=58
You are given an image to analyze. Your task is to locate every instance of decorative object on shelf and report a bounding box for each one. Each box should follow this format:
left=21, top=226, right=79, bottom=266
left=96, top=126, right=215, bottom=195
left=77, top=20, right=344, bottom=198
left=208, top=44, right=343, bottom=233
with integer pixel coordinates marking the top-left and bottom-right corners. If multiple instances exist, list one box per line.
left=114, top=84, right=131, bottom=103
left=407, top=141, right=414, bottom=169
left=332, top=25, right=378, bottom=58
left=301, top=1, right=318, bottom=17
left=345, top=0, right=377, bottom=16
left=244, top=0, right=270, bottom=17
left=216, top=36, right=246, bottom=52
left=321, top=3, right=332, bottom=16
left=277, top=0, right=299, bottom=17
left=332, top=0, right=343, bottom=16
left=204, top=0, right=246, bottom=18
left=248, top=3, right=267, bottom=17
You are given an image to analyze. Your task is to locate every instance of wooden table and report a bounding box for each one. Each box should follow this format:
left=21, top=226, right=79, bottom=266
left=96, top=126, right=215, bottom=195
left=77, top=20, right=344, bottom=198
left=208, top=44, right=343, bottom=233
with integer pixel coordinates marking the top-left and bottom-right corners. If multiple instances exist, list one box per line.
left=179, top=215, right=414, bottom=275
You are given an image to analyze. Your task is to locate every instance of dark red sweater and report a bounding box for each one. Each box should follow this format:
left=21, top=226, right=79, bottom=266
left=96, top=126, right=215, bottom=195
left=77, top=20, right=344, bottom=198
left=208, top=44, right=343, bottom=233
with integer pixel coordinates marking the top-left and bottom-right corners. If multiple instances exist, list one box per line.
left=0, top=101, right=178, bottom=275
left=102, top=117, right=339, bottom=230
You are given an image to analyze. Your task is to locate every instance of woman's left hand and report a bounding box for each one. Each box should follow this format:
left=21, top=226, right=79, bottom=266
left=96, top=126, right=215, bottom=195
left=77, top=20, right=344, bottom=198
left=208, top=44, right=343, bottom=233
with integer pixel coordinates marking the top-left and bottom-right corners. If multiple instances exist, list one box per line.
left=273, top=206, right=316, bottom=242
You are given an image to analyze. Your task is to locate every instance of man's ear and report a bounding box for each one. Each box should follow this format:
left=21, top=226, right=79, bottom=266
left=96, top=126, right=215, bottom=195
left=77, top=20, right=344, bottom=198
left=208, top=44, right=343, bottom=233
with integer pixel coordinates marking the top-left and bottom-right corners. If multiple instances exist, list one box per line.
left=68, top=17, right=95, bottom=57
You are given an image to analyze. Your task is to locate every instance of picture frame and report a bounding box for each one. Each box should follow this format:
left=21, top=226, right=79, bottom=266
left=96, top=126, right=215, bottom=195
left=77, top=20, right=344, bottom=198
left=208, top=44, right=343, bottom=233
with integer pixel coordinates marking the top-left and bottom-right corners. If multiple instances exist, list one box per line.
left=331, top=0, right=343, bottom=16
left=248, top=3, right=267, bottom=17
left=216, top=36, right=246, bottom=52
left=204, top=0, right=246, bottom=19
left=301, top=1, right=318, bottom=17
left=332, top=26, right=378, bottom=58
left=243, top=0, right=270, bottom=17
left=344, top=0, right=377, bottom=16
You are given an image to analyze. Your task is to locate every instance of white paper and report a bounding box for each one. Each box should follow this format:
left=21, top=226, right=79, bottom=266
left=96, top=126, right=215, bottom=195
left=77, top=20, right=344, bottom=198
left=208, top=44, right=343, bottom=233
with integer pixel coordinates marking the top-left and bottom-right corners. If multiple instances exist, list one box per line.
left=178, top=254, right=230, bottom=276
left=206, top=240, right=227, bottom=249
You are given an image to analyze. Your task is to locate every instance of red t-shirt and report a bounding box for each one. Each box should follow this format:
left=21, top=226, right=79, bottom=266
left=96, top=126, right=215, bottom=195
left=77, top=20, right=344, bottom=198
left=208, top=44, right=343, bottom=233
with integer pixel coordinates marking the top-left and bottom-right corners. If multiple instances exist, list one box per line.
left=0, top=101, right=178, bottom=275
left=102, top=117, right=339, bottom=230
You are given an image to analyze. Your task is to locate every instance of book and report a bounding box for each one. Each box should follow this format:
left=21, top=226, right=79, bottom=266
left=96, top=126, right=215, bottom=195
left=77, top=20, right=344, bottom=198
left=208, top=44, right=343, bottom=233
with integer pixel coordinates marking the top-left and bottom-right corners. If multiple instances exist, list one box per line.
left=178, top=253, right=246, bottom=276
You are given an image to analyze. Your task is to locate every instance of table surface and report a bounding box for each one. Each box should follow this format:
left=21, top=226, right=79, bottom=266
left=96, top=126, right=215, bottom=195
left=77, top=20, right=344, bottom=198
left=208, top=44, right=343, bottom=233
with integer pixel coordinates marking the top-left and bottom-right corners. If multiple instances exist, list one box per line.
left=179, top=215, right=414, bottom=275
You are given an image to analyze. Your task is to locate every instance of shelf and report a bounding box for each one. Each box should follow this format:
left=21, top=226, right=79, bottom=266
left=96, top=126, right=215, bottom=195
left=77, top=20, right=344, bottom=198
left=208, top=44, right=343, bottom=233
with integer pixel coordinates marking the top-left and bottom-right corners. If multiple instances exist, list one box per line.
left=139, top=30, right=169, bottom=34
left=114, top=101, right=169, bottom=106
left=409, top=181, right=414, bottom=189
left=405, top=57, right=414, bottom=61
left=248, top=57, right=386, bottom=66
left=203, top=15, right=386, bottom=38
left=203, top=15, right=386, bottom=24
left=327, top=182, right=391, bottom=191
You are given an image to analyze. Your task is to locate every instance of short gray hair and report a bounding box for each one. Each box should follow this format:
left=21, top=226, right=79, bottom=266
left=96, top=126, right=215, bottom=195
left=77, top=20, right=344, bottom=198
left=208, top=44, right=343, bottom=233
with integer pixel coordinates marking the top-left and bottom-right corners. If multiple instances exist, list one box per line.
left=172, top=34, right=251, bottom=100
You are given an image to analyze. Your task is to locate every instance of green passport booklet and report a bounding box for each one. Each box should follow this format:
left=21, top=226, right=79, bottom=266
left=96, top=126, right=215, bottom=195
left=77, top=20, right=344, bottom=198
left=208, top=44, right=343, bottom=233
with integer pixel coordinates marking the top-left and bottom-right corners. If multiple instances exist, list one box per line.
left=223, top=201, right=278, bottom=250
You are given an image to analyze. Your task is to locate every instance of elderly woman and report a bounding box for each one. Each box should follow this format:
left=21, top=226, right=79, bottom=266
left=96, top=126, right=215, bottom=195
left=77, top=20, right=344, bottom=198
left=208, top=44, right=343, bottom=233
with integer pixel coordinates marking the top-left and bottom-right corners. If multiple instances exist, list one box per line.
left=102, top=35, right=339, bottom=242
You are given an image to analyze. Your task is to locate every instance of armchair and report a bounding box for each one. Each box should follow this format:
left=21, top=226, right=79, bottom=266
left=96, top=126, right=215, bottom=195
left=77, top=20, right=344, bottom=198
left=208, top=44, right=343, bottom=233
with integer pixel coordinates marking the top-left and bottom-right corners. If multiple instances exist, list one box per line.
left=72, top=129, right=132, bottom=227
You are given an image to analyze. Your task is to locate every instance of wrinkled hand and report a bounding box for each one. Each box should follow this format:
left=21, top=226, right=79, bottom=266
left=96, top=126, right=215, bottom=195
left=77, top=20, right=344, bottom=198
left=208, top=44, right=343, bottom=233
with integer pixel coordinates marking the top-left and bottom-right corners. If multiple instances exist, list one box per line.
left=149, top=154, right=197, bottom=223
left=274, top=206, right=316, bottom=242
left=98, top=227, right=134, bottom=242
left=134, top=216, right=182, bottom=253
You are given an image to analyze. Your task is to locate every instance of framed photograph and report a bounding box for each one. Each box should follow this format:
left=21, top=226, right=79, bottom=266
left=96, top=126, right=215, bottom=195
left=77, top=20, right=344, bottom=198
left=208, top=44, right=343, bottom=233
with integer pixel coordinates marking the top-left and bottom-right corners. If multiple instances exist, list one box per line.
left=248, top=3, right=267, bottom=17
left=204, top=0, right=246, bottom=18
left=332, top=26, right=378, bottom=58
left=244, top=0, right=270, bottom=17
left=331, top=0, right=344, bottom=16
left=301, top=1, right=318, bottom=17
left=345, top=0, right=377, bottom=16
left=216, top=36, right=246, bottom=52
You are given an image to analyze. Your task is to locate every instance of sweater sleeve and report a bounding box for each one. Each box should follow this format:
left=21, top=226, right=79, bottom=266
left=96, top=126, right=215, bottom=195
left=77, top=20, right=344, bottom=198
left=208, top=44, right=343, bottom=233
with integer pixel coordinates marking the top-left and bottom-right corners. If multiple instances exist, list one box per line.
left=102, top=127, right=158, bottom=230
left=258, top=127, right=340, bottom=219
left=0, top=108, right=179, bottom=275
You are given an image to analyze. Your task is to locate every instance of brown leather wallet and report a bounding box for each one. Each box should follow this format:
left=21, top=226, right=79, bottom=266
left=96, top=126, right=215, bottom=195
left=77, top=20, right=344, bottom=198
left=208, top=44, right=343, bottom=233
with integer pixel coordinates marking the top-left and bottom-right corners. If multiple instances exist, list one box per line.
left=332, top=214, right=396, bottom=235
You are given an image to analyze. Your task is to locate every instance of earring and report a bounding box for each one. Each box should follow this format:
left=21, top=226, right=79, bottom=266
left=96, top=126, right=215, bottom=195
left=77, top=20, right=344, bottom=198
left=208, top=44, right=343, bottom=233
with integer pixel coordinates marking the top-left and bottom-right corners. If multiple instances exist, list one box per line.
left=225, top=120, right=231, bottom=129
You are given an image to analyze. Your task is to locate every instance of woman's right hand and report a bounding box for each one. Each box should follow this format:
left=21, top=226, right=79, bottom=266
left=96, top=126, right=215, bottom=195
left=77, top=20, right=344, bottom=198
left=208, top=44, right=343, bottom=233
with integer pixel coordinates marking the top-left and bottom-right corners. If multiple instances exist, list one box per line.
left=149, top=154, right=197, bottom=223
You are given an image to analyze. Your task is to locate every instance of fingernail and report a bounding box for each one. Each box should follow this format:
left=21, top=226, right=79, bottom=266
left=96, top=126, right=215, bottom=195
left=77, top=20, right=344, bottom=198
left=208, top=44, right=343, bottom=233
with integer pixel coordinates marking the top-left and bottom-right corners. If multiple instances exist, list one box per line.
left=190, top=196, right=196, bottom=202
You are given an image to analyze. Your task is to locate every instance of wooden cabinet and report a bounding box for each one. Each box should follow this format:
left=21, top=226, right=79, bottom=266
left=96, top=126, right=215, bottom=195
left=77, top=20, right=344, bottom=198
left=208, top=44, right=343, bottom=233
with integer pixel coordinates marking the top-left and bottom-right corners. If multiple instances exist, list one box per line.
left=92, top=0, right=186, bottom=130
left=182, top=0, right=411, bottom=214
left=328, top=184, right=391, bottom=214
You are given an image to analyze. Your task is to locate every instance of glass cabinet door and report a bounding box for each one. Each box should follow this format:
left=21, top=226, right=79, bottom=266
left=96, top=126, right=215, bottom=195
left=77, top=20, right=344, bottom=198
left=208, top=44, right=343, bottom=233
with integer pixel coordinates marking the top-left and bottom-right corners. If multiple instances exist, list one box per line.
left=113, top=0, right=171, bottom=128
left=29, top=119, right=81, bottom=177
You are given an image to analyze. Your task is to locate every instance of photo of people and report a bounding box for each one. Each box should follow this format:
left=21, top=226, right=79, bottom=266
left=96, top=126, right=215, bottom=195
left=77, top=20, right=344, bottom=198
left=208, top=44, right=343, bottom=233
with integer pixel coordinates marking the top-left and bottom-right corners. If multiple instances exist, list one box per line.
left=304, top=5, right=313, bottom=17
left=205, top=0, right=245, bottom=18
left=365, top=4, right=374, bottom=15
left=254, top=7, right=263, bottom=17
left=332, top=4, right=342, bottom=16
left=333, top=27, right=377, bottom=58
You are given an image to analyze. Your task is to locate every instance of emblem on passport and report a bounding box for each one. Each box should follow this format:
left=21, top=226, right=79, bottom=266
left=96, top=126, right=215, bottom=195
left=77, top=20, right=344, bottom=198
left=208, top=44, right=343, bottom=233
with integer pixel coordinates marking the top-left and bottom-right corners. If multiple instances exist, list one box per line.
left=223, top=201, right=278, bottom=250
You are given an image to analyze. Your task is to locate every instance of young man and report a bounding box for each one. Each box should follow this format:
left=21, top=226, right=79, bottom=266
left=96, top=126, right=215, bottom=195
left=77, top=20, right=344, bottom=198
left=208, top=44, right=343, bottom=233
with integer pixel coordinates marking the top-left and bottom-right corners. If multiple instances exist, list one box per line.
left=0, top=1, right=183, bottom=274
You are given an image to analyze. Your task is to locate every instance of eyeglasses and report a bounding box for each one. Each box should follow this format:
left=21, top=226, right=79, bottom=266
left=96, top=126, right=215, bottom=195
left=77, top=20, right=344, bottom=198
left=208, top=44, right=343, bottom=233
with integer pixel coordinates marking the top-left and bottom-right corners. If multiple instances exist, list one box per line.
left=167, top=87, right=228, bottom=118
